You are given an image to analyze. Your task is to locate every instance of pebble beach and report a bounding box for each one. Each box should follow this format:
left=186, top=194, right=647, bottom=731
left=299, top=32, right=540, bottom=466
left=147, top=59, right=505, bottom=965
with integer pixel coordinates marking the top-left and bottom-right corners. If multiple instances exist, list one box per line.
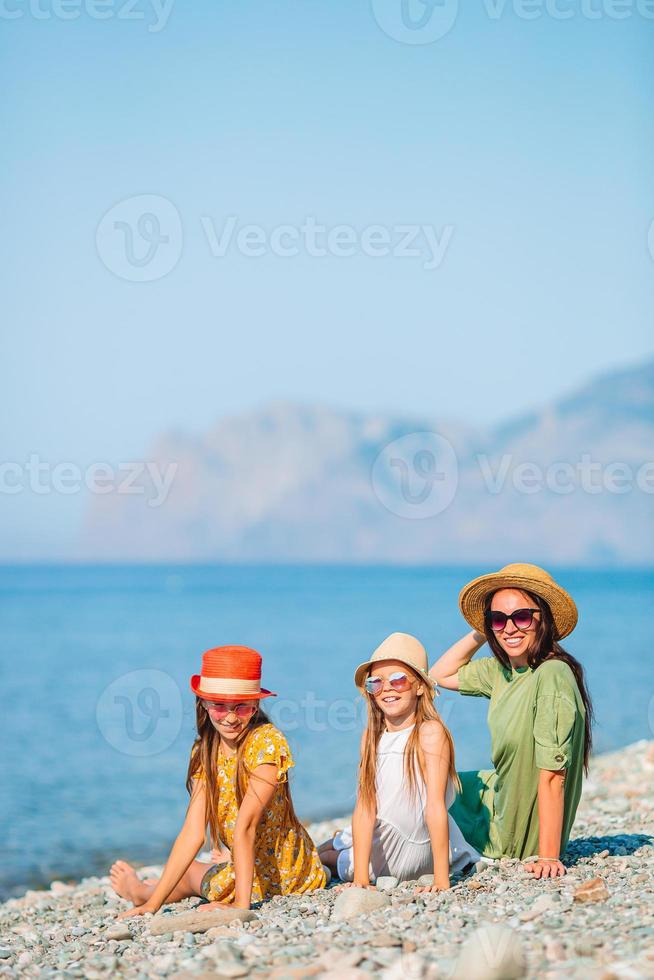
left=1, top=740, right=653, bottom=980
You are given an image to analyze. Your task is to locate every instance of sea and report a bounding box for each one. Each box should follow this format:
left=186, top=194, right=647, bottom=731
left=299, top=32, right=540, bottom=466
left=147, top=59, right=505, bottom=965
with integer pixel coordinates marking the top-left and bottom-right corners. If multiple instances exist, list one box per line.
left=1, top=564, right=652, bottom=901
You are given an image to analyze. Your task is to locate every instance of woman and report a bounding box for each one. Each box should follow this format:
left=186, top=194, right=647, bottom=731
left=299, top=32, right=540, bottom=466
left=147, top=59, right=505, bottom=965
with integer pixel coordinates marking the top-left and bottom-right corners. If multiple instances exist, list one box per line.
left=319, top=633, right=480, bottom=890
left=110, top=645, right=326, bottom=915
left=430, top=564, right=593, bottom=880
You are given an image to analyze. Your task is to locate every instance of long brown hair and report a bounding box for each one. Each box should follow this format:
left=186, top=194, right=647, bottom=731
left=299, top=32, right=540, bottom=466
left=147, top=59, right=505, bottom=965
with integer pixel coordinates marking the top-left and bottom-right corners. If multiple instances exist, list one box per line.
left=186, top=701, right=304, bottom=847
left=358, top=668, right=460, bottom=812
left=483, top=589, right=594, bottom=772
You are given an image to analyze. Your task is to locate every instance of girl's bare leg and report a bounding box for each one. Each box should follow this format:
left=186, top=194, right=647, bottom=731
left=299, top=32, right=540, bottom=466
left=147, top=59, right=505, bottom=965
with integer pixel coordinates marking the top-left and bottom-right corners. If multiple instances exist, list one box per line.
left=110, top=859, right=212, bottom=907
left=318, top=835, right=340, bottom=876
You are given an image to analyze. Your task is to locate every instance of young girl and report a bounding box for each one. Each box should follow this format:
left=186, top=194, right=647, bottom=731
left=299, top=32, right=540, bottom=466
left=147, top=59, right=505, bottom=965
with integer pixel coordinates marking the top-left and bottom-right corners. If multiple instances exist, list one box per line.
left=319, top=633, right=480, bottom=891
left=110, top=645, right=327, bottom=915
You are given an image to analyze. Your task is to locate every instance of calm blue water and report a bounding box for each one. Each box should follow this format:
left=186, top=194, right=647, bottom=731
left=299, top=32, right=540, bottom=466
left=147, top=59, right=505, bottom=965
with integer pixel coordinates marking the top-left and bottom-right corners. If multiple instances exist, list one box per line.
left=1, top=564, right=652, bottom=900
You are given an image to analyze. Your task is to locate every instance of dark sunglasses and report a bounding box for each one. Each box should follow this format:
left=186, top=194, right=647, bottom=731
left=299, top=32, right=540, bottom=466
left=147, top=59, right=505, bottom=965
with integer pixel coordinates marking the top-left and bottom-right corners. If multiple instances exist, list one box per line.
left=485, top=608, right=540, bottom=632
left=364, top=671, right=412, bottom=696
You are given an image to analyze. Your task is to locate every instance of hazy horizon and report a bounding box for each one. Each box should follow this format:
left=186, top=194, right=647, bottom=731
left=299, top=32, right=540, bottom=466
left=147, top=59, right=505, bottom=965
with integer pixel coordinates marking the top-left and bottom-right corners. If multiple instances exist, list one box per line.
left=2, top=353, right=652, bottom=563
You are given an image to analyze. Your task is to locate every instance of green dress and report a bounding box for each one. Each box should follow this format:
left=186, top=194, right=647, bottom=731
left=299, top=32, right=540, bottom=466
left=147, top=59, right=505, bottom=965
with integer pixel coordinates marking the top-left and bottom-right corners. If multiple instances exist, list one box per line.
left=448, top=657, right=585, bottom=860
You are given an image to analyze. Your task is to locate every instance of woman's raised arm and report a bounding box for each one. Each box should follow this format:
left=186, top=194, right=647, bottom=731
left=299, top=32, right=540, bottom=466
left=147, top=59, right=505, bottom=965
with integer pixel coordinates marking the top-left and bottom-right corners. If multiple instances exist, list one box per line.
left=429, top=630, right=486, bottom=690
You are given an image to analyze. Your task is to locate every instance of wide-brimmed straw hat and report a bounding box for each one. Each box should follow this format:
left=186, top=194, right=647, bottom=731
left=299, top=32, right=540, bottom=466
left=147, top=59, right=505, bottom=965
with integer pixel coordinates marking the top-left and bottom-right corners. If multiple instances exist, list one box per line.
left=459, top=563, right=578, bottom=640
left=354, top=632, right=436, bottom=695
left=190, top=646, right=276, bottom=702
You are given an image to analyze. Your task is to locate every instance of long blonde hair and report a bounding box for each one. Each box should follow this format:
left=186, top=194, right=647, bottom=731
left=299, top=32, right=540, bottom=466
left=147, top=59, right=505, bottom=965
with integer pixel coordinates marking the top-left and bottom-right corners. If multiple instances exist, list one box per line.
left=186, top=701, right=304, bottom=846
left=358, top=667, right=460, bottom=811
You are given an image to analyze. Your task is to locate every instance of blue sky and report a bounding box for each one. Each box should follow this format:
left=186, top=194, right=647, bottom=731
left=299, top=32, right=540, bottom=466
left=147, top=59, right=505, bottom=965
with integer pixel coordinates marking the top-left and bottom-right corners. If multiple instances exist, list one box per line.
left=2, top=0, right=653, bottom=556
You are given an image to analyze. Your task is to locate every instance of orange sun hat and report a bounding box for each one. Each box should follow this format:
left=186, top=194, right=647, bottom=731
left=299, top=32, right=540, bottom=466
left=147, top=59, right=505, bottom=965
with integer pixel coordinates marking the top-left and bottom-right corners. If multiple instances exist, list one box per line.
left=190, top=646, right=276, bottom=702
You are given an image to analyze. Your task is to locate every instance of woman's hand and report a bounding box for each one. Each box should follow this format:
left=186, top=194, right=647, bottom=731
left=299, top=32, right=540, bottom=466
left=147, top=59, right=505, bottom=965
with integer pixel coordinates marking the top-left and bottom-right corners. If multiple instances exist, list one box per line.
left=117, top=900, right=159, bottom=919
left=335, top=880, right=376, bottom=891
left=524, top=858, right=566, bottom=879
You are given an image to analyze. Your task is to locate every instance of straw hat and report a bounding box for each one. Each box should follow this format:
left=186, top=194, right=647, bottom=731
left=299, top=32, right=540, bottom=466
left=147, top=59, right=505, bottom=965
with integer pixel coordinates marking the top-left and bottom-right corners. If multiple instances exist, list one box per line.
left=190, top=646, right=276, bottom=702
left=354, top=632, right=436, bottom=695
left=459, top=563, right=578, bottom=640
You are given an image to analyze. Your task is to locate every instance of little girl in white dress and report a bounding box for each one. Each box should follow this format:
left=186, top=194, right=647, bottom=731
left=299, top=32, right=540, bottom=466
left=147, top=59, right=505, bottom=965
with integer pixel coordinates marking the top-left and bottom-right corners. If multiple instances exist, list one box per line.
left=319, top=633, right=480, bottom=890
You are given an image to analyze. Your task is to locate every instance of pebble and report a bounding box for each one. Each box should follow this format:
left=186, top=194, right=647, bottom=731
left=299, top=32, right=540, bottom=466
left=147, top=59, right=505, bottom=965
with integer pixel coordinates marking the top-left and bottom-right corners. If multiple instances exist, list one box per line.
left=0, top=740, right=652, bottom=980
left=573, top=878, right=610, bottom=904
left=105, top=925, right=133, bottom=941
left=453, top=923, right=526, bottom=979
left=367, top=931, right=402, bottom=947
left=150, top=906, right=257, bottom=934
left=331, top=887, right=391, bottom=921
left=375, top=876, right=399, bottom=893
left=215, top=962, right=249, bottom=978
left=545, top=940, right=567, bottom=962
left=519, top=893, right=561, bottom=921
left=50, top=881, right=73, bottom=894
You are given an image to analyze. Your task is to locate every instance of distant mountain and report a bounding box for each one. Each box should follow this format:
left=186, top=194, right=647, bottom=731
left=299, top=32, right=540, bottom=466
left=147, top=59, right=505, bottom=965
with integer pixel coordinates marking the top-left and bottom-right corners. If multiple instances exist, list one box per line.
left=81, top=360, right=654, bottom=564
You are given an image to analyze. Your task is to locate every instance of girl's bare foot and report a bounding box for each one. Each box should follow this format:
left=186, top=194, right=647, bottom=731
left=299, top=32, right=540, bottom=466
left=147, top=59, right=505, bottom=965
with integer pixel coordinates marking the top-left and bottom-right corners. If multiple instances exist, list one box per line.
left=109, top=860, right=152, bottom=906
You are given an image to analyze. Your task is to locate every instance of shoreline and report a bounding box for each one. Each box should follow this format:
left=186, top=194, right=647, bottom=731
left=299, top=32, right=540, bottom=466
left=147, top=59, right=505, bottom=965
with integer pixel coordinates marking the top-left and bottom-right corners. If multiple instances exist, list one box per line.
left=1, top=739, right=653, bottom=978
left=0, top=736, right=644, bottom=903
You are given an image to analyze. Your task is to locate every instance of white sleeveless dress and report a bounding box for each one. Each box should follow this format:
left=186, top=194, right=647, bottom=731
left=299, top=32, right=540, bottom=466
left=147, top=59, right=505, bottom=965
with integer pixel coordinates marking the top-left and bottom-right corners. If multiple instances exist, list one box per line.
left=334, top=725, right=481, bottom=882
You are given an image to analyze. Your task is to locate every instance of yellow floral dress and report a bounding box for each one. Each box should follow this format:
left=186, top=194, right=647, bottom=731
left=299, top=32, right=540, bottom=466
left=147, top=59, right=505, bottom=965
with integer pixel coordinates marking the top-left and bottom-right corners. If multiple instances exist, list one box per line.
left=195, top=723, right=326, bottom=904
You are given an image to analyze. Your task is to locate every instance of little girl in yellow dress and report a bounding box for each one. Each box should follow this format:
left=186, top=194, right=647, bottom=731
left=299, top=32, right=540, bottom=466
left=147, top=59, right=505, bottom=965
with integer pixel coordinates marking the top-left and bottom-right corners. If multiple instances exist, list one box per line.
left=110, top=646, right=326, bottom=914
